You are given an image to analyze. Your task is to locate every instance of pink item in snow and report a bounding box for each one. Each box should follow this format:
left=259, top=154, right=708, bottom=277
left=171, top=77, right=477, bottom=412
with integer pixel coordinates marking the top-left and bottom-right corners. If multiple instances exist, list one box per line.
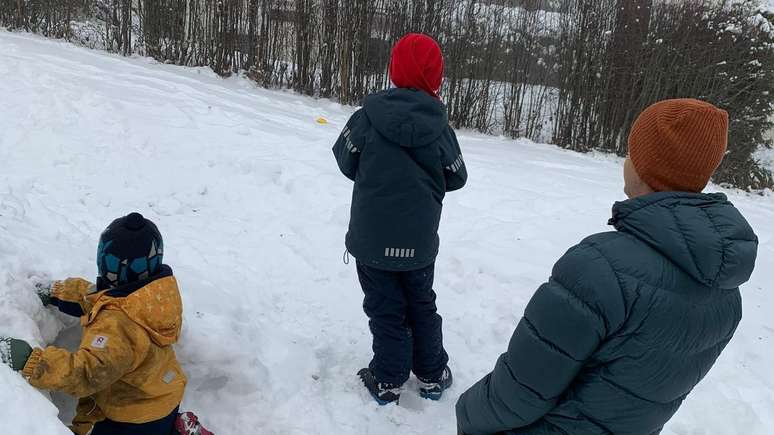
left=175, top=412, right=214, bottom=435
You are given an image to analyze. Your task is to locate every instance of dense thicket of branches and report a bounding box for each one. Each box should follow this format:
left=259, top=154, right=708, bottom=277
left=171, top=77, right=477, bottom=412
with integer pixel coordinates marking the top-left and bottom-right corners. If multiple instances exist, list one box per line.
left=554, top=0, right=774, bottom=189
left=1, top=0, right=773, bottom=189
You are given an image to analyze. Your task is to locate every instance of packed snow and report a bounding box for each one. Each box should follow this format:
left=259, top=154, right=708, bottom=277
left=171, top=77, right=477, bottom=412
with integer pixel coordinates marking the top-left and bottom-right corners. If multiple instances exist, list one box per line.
left=1, top=31, right=773, bottom=435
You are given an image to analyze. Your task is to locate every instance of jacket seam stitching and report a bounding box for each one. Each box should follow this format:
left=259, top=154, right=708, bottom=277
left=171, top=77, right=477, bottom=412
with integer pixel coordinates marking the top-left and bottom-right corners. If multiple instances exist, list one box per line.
left=550, top=273, right=607, bottom=336
left=572, top=410, right=615, bottom=435
left=523, top=317, right=583, bottom=363
left=611, top=196, right=677, bottom=223
left=500, top=356, right=552, bottom=402
left=612, top=193, right=725, bottom=223
left=582, top=241, right=628, bottom=334
left=598, top=375, right=676, bottom=406
left=668, top=207, right=708, bottom=284
left=698, top=206, right=727, bottom=287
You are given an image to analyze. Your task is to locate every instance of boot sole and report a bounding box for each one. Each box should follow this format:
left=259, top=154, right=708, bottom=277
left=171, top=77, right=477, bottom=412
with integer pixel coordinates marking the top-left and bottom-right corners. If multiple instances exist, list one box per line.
left=419, top=377, right=453, bottom=401
left=419, top=390, right=443, bottom=401
left=370, top=391, right=399, bottom=406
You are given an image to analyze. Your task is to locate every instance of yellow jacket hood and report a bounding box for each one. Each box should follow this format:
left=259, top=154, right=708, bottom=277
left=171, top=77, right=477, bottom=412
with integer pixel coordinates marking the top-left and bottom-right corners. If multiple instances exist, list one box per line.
left=85, top=275, right=183, bottom=347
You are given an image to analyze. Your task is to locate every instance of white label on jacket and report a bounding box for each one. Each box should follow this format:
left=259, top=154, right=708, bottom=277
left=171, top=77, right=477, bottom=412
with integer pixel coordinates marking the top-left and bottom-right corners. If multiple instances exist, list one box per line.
left=163, top=370, right=177, bottom=384
left=91, top=335, right=108, bottom=349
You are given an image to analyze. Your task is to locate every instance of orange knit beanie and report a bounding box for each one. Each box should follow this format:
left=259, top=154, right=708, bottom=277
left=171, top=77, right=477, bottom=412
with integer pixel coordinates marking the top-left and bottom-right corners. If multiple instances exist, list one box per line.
left=628, top=99, right=729, bottom=192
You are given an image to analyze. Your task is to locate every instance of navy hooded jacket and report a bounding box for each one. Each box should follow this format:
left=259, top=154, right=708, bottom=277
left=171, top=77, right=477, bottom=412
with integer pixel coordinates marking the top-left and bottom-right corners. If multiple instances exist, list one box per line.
left=333, top=88, right=467, bottom=271
left=456, top=192, right=758, bottom=435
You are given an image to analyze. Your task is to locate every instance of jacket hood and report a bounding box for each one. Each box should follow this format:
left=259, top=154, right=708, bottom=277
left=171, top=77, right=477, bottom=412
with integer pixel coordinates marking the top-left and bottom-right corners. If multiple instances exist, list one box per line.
left=89, top=273, right=183, bottom=346
left=610, top=192, right=758, bottom=289
left=363, top=88, right=448, bottom=148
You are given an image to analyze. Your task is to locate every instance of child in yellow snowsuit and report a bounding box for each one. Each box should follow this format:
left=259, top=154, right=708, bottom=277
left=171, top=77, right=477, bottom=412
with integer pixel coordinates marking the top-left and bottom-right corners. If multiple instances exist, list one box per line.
left=1, top=212, right=187, bottom=435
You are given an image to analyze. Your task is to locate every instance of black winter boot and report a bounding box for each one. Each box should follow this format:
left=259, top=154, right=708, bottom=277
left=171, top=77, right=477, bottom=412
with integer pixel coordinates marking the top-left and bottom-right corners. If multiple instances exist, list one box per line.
left=358, top=368, right=402, bottom=405
left=417, top=365, right=453, bottom=400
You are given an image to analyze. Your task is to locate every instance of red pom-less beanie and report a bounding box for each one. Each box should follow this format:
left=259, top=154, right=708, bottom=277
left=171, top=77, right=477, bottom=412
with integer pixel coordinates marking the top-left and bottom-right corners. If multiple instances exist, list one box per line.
left=389, top=33, right=445, bottom=99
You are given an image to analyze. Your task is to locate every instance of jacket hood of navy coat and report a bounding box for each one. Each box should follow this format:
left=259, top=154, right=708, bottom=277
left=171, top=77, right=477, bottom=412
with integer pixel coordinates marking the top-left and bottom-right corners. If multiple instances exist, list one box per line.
left=363, top=88, right=448, bottom=148
left=610, top=192, right=758, bottom=290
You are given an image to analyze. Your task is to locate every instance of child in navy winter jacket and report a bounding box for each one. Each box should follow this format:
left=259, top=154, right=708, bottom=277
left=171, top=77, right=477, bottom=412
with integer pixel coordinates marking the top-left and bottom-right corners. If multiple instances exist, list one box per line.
left=333, top=33, right=467, bottom=404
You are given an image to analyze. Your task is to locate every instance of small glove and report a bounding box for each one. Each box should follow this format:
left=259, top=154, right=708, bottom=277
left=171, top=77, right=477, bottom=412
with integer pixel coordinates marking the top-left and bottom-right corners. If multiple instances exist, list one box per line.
left=0, top=337, right=33, bottom=371
left=35, top=281, right=54, bottom=306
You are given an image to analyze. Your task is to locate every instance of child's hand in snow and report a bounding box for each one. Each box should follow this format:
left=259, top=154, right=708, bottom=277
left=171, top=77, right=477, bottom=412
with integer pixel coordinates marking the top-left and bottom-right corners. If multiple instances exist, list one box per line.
left=34, top=281, right=54, bottom=306
left=0, top=337, right=33, bottom=371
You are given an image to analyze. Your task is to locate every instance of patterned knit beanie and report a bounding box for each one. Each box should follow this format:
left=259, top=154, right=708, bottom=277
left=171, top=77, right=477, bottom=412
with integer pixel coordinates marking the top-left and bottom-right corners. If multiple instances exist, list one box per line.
left=628, top=99, right=729, bottom=192
left=97, top=212, right=163, bottom=288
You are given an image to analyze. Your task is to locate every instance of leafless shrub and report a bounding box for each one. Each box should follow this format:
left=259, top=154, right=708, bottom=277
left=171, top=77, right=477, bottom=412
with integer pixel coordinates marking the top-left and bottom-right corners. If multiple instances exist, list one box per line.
left=2, top=0, right=772, bottom=189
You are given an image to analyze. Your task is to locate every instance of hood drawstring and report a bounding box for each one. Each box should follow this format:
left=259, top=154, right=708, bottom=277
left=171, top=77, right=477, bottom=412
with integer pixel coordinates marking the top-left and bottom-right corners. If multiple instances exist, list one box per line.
left=343, top=249, right=351, bottom=265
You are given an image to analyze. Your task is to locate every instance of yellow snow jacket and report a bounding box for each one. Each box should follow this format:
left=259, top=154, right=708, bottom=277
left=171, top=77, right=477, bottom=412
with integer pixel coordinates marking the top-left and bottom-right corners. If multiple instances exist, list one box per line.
left=22, top=269, right=187, bottom=430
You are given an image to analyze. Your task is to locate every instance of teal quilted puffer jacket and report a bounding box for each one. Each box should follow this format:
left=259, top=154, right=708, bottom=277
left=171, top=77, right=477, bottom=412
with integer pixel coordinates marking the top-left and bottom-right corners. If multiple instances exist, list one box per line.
left=457, top=192, right=758, bottom=435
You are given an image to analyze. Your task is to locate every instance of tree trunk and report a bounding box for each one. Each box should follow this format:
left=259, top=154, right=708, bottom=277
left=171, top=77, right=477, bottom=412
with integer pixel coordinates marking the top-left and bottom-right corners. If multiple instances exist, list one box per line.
left=602, top=0, right=652, bottom=153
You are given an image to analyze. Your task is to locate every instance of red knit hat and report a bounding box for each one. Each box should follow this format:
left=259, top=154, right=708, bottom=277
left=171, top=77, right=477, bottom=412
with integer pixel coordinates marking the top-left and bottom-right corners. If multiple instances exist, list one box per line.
left=628, top=99, right=729, bottom=193
left=389, top=33, right=444, bottom=99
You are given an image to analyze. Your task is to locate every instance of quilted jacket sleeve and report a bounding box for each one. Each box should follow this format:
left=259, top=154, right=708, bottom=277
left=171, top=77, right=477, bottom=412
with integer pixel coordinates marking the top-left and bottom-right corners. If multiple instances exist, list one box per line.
left=23, top=310, right=149, bottom=398
left=456, top=241, right=626, bottom=434
left=332, top=109, right=369, bottom=181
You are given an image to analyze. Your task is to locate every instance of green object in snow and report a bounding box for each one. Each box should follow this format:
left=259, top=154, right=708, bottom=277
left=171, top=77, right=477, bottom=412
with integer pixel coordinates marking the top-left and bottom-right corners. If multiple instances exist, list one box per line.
left=0, top=337, right=33, bottom=371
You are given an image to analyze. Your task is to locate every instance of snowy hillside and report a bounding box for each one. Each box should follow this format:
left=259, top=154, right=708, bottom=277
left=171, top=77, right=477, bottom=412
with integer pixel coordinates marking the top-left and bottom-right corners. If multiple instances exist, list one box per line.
left=1, top=31, right=773, bottom=435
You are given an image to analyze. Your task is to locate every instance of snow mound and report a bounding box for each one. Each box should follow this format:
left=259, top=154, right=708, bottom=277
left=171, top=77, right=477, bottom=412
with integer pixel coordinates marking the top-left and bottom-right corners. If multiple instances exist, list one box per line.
left=1, top=31, right=773, bottom=434
left=0, top=192, right=77, bottom=434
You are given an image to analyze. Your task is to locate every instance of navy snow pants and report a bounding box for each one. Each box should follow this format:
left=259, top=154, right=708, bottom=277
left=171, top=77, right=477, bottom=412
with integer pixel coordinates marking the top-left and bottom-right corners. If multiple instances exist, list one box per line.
left=357, top=261, right=449, bottom=386
left=90, top=407, right=178, bottom=435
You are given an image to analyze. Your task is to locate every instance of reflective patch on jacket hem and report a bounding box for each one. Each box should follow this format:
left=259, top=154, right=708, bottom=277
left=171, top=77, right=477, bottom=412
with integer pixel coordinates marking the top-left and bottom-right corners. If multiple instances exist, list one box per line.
left=384, top=248, right=416, bottom=258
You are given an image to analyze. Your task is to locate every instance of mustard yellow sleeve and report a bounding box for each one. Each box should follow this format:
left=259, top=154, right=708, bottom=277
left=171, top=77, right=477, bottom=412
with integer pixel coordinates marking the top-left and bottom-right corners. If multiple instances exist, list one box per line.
left=22, top=311, right=149, bottom=398
left=50, top=278, right=98, bottom=317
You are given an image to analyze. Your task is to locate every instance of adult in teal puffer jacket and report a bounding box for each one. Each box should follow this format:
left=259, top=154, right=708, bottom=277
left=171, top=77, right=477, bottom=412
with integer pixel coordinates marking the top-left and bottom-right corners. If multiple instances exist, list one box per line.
left=456, top=99, right=758, bottom=435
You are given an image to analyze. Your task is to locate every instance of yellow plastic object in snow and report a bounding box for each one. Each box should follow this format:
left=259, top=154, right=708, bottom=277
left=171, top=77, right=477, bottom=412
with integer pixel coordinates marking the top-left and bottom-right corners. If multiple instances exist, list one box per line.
left=316, top=117, right=328, bottom=125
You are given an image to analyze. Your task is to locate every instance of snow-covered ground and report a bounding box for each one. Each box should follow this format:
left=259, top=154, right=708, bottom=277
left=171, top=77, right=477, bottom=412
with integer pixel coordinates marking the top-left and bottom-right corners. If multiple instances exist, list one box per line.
left=0, top=31, right=773, bottom=435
